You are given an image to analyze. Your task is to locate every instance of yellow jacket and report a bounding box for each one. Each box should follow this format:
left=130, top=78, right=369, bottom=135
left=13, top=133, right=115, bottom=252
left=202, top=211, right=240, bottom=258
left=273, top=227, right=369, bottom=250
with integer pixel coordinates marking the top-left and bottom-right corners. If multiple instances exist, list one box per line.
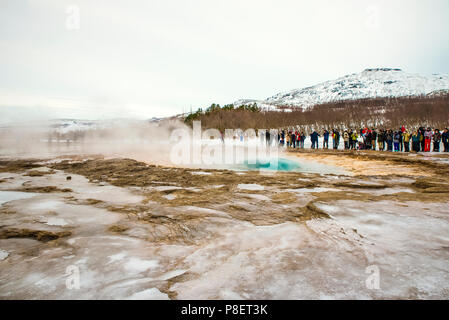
left=403, top=132, right=411, bottom=143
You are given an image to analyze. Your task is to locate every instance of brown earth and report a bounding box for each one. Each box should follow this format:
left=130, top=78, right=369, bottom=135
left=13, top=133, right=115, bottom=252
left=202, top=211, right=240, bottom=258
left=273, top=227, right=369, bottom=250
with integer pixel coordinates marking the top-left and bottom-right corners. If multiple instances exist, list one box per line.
left=0, top=228, right=72, bottom=242
left=2, top=151, right=449, bottom=241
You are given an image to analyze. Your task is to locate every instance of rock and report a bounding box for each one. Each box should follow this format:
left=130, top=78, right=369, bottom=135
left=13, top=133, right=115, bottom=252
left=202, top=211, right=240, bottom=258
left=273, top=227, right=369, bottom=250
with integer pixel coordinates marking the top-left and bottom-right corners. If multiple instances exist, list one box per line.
left=108, top=225, right=129, bottom=233
left=66, top=176, right=72, bottom=181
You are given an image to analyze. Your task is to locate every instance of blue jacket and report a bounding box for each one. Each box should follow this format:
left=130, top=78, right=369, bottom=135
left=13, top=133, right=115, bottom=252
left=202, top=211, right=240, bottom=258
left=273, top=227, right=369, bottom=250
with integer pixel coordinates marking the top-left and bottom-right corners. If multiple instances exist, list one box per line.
left=442, top=131, right=449, bottom=143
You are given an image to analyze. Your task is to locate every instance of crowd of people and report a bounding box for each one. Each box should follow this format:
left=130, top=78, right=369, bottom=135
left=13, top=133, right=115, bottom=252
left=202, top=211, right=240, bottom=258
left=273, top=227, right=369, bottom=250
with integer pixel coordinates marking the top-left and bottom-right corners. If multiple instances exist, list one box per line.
left=277, top=126, right=449, bottom=153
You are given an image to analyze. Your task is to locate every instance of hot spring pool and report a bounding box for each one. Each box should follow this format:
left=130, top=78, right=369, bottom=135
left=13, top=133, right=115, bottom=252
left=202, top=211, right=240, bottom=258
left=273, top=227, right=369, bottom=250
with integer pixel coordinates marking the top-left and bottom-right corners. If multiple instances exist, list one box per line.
left=240, top=158, right=300, bottom=171
left=234, top=158, right=348, bottom=175
left=185, top=156, right=349, bottom=175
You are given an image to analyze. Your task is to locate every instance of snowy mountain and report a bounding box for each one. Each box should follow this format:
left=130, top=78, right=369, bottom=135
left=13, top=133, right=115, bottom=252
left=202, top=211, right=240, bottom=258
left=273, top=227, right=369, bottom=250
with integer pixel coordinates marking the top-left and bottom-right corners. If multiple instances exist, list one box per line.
left=238, top=68, right=449, bottom=110
left=47, top=118, right=160, bottom=134
left=233, top=99, right=278, bottom=111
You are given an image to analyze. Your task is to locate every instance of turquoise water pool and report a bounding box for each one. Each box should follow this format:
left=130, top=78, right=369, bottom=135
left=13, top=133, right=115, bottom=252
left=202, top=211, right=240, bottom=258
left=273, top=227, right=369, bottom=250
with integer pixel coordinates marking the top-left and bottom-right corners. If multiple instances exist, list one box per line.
left=234, top=157, right=348, bottom=175
left=241, top=158, right=301, bottom=172
left=188, top=157, right=348, bottom=175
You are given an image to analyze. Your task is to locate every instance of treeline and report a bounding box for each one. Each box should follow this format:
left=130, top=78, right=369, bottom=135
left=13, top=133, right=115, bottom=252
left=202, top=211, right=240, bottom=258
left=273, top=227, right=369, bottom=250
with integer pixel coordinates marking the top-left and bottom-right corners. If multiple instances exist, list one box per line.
left=184, top=95, right=449, bottom=131
left=184, top=103, right=259, bottom=130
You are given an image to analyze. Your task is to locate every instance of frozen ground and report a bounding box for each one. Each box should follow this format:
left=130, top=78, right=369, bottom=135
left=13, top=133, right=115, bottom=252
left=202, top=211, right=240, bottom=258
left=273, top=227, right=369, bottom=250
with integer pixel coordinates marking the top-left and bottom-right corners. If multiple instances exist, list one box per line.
left=0, top=152, right=449, bottom=300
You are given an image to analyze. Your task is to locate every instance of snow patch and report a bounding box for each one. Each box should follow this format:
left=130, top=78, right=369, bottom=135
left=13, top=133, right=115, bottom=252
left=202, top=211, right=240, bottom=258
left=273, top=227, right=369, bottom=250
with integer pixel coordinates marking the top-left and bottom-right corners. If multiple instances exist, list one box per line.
left=162, top=194, right=176, bottom=200
left=124, top=258, right=159, bottom=273
left=191, top=171, right=212, bottom=176
left=154, top=186, right=183, bottom=192
left=0, top=249, right=9, bottom=261
left=0, top=191, right=39, bottom=205
left=287, top=187, right=341, bottom=194
left=243, top=194, right=271, bottom=201
left=32, top=200, right=62, bottom=211
left=237, top=184, right=265, bottom=191
left=157, top=269, right=187, bottom=281
left=126, top=288, right=169, bottom=300
left=46, top=217, right=69, bottom=226
left=108, top=252, right=127, bottom=264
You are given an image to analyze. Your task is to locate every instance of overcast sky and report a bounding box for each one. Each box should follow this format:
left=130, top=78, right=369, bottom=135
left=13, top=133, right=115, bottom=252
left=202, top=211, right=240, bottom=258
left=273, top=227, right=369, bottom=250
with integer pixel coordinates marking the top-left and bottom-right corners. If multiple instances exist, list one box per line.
left=1, top=0, right=449, bottom=122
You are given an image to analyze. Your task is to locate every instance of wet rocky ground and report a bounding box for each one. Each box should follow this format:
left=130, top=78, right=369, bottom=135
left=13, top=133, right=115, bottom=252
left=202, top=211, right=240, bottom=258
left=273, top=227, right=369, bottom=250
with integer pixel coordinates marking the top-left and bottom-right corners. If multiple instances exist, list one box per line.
left=0, top=150, right=449, bottom=299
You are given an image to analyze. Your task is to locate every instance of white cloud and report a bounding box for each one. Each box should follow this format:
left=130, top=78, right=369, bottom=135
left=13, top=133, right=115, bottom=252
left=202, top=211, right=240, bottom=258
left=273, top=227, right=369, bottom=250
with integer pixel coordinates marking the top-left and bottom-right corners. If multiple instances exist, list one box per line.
left=0, top=0, right=448, bottom=122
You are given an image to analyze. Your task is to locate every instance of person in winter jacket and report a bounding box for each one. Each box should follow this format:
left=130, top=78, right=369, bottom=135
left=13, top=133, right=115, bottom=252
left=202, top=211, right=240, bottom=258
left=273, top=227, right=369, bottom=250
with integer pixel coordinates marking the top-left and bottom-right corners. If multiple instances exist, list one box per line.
left=348, top=130, right=352, bottom=149
left=377, top=130, right=383, bottom=151
left=348, top=130, right=353, bottom=149
left=442, top=128, right=449, bottom=152
left=323, top=130, right=329, bottom=149
left=433, top=129, right=441, bottom=152
left=292, top=132, right=296, bottom=149
left=310, top=130, right=320, bottom=149
left=371, top=129, right=378, bottom=150
left=300, top=132, right=306, bottom=149
left=343, top=130, right=350, bottom=150
left=365, top=131, right=372, bottom=150
left=357, top=133, right=364, bottom=150
left=393, top=131, right=401, bottom=152
left=399, top=128, right=404, bottom=152
left=386, top=130, right=393, bottom=151
left=411, top=131, right=420, bottom=152
left=402, top=130, right=411, bottom=152
left=419, top=127, right=426, bottom=151
left=331, top=130, right=335, bottom=149
left=265, top=130, right=271, bottom=146
left=424, top=128, right=432, bottom=152
left=333, top=130, right=340, bottom=149
left=351, top=131, right=358, bottom=150
left=380, top=130, right=387, bottom=151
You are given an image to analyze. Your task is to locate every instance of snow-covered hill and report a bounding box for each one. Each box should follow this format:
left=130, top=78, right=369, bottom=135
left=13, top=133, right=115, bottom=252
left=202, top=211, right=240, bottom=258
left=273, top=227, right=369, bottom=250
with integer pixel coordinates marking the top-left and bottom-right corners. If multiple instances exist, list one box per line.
left=238, top=68, right=449, bottom=110
left=47, top=118, right=159, bottom=134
